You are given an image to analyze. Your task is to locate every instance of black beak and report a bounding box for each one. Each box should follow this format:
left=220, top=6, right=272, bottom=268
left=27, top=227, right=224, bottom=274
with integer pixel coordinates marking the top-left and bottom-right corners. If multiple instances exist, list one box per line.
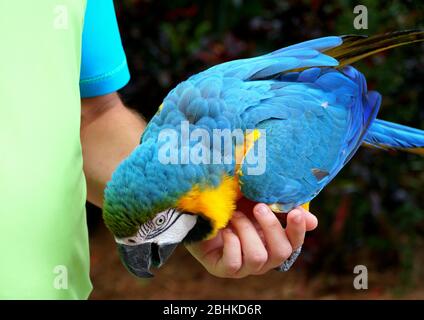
left=117, top=242, right=179, bottom=278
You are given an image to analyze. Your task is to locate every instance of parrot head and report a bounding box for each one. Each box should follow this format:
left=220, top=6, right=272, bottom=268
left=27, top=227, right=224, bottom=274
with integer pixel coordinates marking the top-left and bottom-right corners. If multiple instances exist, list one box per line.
left=107, top=206, right=201, bottom=279
left=102, top=137, right=238, bottom=278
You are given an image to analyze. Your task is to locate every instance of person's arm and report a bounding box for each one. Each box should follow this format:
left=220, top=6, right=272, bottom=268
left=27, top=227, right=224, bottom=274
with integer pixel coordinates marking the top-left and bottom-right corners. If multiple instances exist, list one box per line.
left=80, top=93, right=318, bottom=277
left=81, top=93, right=145, bottom=207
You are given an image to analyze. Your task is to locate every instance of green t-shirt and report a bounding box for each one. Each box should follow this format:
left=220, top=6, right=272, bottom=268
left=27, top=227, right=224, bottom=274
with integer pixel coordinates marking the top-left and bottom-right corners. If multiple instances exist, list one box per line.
left=0, top=0, right=129, bottom=299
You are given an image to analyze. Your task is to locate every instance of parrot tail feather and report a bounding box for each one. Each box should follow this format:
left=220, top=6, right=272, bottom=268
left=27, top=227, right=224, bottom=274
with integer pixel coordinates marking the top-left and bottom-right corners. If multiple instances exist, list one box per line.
left=324, top=30, right=424, bottom=68
left=364, top=119, right=424, bottom=155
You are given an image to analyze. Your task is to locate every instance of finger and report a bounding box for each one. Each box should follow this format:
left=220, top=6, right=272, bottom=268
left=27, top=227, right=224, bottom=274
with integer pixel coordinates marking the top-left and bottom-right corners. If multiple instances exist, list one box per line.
left=301, top=208, right=318, bottom=231
left=230, top=211, right=268, bottom=274
left=285, top=208, right=306, bottom=250
left=216, top=228, right=243, bottom=277
left=253, top=203, right=293, bottom=269
left=250, top=220, right=266, bottom=244
left=186, top=229, right=224, bottom=257
left=184, top=230, right=225, bottom=272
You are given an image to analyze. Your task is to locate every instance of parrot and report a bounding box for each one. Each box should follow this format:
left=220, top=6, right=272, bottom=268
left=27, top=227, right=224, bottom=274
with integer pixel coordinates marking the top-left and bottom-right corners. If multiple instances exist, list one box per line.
left=102, top=30, right=424, bottom=278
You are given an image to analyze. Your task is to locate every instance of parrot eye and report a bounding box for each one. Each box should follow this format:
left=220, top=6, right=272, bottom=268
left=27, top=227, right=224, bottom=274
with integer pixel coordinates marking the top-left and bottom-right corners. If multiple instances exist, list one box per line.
left=127, top=239, right=136, bottom=244
left=153, top=210, right=171, bottom=227
left=156, top=217, right=165, bottom=225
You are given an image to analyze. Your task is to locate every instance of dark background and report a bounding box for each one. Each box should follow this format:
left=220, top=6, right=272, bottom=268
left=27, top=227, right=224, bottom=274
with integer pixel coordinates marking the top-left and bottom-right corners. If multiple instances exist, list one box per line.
left=88, top=0, right=424, bottom=299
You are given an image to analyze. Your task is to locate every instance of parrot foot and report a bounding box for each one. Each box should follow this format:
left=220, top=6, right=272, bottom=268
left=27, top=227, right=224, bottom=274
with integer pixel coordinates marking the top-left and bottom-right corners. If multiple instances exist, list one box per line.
left=268, top=202, right=310, bottom=213
left=275, top=246, right=302, bottom=272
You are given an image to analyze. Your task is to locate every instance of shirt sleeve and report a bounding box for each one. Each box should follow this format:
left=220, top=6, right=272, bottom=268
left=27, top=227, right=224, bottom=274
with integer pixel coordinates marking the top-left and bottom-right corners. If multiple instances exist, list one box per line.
left=79, top=0, right=130, bottom=98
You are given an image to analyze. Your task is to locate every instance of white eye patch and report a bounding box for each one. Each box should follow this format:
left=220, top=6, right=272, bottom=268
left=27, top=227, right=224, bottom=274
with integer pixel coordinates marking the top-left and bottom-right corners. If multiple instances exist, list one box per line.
left=115, top=208, right=197, bottom=246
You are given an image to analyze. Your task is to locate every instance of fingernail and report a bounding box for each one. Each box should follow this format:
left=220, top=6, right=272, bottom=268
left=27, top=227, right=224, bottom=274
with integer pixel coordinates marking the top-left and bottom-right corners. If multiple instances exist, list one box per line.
left=257, top=204, right=269, bottom=215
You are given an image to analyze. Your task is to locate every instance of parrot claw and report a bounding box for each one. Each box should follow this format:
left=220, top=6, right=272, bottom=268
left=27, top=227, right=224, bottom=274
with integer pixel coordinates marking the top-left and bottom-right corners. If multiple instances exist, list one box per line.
left=275, top=246, right=302, bottom=272
left=268, top=202, right=310, bottom=213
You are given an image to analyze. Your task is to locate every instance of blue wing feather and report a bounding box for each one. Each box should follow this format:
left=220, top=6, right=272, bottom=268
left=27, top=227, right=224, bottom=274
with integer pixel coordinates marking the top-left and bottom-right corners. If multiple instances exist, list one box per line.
left=189, top=37, right=343, bottom=81
left=239, top=66, right=381, bottom=208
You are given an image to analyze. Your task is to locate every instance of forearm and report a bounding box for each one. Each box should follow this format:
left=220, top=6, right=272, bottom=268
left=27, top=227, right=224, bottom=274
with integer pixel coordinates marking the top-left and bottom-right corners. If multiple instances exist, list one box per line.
left=80, top=93, right=146, bottom=207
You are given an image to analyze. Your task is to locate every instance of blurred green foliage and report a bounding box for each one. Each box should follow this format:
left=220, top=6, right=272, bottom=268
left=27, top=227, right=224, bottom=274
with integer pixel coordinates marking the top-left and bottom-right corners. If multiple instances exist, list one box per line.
left=114, top=0, right=424, bottom=285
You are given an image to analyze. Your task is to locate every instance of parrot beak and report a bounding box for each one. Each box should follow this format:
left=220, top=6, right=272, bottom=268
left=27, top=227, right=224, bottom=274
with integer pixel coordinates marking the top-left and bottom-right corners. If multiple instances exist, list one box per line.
left=117, top=242, right=179, bottom=278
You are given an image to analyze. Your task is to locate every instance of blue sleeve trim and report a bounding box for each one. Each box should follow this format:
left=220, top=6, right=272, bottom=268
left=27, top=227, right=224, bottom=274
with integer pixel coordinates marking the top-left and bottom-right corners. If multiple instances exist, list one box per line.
left=80, top=60, right=130, bottom=98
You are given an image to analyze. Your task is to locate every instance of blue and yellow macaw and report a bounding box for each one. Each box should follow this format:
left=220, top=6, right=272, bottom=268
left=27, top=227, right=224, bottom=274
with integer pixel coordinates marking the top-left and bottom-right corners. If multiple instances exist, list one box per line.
left=103, top=30, right=424, bottom=277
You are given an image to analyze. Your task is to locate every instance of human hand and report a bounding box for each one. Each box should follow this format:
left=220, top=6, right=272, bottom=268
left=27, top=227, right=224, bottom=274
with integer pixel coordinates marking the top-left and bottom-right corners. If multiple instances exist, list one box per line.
left=185, top=198, right=318, bottom=278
